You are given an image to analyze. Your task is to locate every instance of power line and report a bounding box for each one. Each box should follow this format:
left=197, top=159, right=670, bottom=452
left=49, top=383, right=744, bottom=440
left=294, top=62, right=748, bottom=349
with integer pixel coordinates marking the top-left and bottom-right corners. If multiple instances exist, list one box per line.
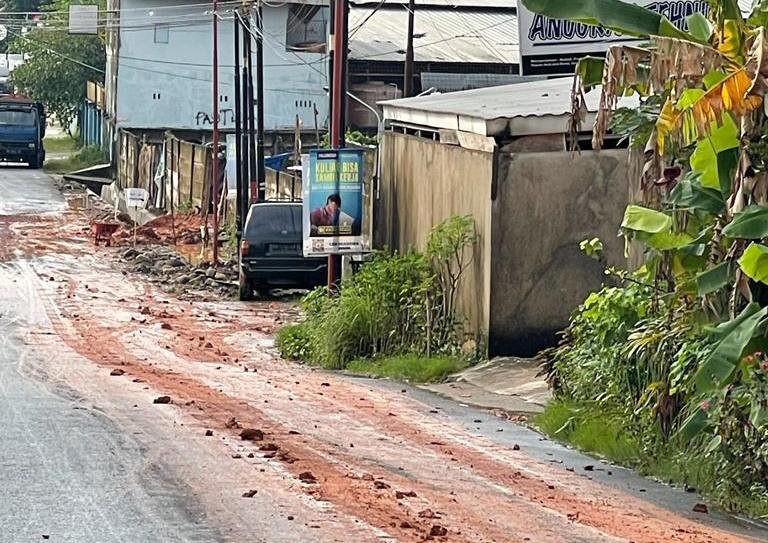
left=236, top=9, right=327, bottom=82
left=0, top=1, right=243, bottom=16
left=117, top=52, right=327, bottom=69
left=9, top=24, right=326, bottom=96
left=348, top=0, right=388, bottom=39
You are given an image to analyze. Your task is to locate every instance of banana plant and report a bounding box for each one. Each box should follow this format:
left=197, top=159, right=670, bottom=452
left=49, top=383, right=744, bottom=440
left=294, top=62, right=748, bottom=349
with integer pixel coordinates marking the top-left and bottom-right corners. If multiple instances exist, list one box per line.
left=523, top=0, right=768, bottom=440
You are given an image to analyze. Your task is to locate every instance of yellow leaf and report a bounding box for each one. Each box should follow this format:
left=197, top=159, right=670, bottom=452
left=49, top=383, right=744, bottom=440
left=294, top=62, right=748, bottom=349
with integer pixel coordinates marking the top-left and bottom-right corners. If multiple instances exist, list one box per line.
left=656, top=68, right=763, bottom=152
left=717, top=20, right=744, bottom=62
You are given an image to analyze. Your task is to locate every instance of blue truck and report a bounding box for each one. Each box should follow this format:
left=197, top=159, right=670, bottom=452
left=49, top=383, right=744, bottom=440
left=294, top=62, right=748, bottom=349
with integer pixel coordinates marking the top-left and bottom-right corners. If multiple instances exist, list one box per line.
left=0, top=95, right=45, bottom=168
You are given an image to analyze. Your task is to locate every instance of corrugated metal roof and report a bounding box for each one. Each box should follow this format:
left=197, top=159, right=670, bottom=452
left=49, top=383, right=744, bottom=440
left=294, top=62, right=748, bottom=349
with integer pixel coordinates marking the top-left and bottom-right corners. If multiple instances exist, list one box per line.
left=348, top=6, right=518, bottom=64
left=381, top=77, right=638, bottom=136
left=421, top=72, right=544, bottom=91
left=350, top=0, right=516, bottom=8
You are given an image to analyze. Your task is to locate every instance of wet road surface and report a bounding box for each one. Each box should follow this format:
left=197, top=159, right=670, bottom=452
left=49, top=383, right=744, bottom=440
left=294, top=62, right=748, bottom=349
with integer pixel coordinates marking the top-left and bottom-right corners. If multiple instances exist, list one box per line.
left=2, top=168, right=768, bottom=542
left=0, top=167, right=217, bottom=542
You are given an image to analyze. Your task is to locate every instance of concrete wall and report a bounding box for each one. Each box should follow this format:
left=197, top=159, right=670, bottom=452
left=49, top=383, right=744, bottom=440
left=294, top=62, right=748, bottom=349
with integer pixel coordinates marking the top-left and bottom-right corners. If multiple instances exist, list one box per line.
left=378, top=132, right=493, bottom=337
left=114, top=0, right=328, bottom=131
left=489, top=150, right=629, bottom=357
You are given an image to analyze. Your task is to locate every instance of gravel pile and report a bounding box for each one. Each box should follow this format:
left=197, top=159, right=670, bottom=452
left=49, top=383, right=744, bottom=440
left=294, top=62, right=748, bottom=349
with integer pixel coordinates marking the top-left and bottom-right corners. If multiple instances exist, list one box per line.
left=120, top=245, right=238, bottom=297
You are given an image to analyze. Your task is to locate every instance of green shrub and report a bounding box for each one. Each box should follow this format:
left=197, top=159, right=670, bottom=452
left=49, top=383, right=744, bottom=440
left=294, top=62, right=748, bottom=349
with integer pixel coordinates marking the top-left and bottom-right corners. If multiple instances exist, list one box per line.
left=540, top=273, right=768, bottom=517
left=305, top=250, right=434, bottom=369
left=276, top=215, right=478, bottom=370
left=548, top=278, right=654, bottom=401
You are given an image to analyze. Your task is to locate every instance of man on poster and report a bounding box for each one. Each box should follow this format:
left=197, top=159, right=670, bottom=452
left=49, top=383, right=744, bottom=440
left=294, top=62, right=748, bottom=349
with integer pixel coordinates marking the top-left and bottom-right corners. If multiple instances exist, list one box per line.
left=309, top=193, right=357, bottom=235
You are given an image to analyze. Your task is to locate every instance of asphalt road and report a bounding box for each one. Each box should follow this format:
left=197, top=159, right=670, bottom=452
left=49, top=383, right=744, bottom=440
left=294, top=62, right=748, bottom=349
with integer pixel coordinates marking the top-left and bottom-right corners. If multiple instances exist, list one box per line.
left=0, top=167, right=218, bottom=542
left=3, top=167, right=768, bottom=543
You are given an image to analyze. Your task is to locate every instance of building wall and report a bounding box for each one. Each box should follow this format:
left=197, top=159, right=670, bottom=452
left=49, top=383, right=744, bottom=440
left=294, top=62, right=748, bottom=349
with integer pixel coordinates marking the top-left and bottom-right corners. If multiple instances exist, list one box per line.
left=378, top=131, right=493, bottom=337
left=489, top=150, right=630, bottom=357
left=114, top=0, right=328, bottom=131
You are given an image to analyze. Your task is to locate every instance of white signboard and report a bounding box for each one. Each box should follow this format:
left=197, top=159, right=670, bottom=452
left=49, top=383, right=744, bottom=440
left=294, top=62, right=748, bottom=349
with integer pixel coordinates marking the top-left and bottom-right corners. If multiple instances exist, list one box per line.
left=517, top=1, right=711, bottom=76
left=125, top=187, right=149, bottom=208
left=225, top=134, right=237, bottom=200
left=0, top=26, right=8, bottom=43
left=69, top=5, right=98, bottom=35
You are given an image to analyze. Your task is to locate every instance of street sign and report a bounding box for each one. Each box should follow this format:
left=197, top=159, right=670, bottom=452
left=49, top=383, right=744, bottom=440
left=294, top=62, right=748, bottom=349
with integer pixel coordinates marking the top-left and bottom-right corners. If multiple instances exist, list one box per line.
left=125, top=187, right=149, bottom=208
left=69, top=5, right=98, bottom=35
left=517, top=0, right=711, bottom=76
left=225, top=134, right=237, bottom=200
left=302, top=148, right=370, bottom=256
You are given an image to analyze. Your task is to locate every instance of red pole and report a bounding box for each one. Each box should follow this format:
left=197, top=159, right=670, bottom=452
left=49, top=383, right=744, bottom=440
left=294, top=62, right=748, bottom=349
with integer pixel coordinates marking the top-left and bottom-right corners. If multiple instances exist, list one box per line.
left=211, top=0, right=220, bottom=265
left=330, top=0, right=345, bottom=146
left=327, top=0, right=347, bottom=289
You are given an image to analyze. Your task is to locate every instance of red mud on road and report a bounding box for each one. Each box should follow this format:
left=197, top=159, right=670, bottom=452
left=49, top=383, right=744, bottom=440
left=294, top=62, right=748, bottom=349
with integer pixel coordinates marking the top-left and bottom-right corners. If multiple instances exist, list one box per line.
left=3, top=200, right=764, bottom=543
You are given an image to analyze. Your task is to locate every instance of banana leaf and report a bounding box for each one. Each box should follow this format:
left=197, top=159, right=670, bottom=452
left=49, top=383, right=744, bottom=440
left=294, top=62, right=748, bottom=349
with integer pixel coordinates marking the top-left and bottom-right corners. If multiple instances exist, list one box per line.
left=695, top=304, right=768, bottom=392
left=575, top=56, right=607, bottom=89
left=738, top=242, right=768, bottom=284
left=686, top=12, right=712, bottom=42
left=750, top=0, right=768, bottom=27
left=520, top=0, right=700, bottom=42
left=667, top=175, right=725, bottom=215
left=696, top=261, right=732, bottom=295
left=722, top=206, right=768, bottom=239
left=678, top=403, right=712, bottom=441
left=621, top=205, right=672, bottom=234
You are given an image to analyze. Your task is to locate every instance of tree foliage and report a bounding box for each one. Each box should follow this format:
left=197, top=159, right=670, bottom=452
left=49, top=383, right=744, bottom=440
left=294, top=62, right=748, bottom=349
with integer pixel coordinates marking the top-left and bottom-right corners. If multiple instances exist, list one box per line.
left=9, top=0, right=105, bottom=129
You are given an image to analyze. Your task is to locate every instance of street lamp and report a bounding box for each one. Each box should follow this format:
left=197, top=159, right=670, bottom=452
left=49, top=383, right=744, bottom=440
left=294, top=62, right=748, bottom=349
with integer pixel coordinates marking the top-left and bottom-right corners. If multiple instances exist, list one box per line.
left=322, top=86, right=382, bottom=199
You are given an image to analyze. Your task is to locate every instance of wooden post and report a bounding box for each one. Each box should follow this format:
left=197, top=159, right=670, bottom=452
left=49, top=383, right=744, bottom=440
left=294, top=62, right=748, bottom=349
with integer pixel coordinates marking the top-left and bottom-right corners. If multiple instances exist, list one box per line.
left=170, top=138, right=177, bottom=244
left=313, top=103, right=320, bottom=148
left=212, top=0, right=220, bottom=264
left=190, top=145, right=196, bottom=204
left=404, top=0, right=415, bottom=97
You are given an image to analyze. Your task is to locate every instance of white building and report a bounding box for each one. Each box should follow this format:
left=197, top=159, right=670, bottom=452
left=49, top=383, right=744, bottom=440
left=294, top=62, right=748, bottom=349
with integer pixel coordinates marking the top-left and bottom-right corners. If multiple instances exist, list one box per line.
left=105, top=0, right=328, bottom=134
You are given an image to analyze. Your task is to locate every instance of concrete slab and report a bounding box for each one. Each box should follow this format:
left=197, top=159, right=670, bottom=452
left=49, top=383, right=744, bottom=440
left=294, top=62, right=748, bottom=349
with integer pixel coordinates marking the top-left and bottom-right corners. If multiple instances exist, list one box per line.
left=422, top=357, right=550, bottom=414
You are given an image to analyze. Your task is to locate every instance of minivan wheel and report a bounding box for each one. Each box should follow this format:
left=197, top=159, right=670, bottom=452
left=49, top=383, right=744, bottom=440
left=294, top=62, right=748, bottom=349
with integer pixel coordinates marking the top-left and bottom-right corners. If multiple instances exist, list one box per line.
left=238, top=274, right=253, bottom=301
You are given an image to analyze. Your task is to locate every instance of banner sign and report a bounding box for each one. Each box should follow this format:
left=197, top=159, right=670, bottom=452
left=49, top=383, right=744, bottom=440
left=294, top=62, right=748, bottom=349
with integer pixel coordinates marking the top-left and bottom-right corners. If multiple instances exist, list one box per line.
left=517, top=1, right=711, bottom=76
left=303, top=148, right=369, bottom=256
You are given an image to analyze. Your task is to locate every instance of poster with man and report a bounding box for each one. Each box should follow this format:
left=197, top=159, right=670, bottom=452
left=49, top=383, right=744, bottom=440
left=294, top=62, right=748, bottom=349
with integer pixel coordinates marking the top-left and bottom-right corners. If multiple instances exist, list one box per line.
left=303, top=148, right=368, bottom=256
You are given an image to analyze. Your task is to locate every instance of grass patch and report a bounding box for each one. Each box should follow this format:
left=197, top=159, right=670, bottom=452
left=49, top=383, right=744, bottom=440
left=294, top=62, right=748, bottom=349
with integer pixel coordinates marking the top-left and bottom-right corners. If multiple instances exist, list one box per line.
left=534, top=400, right=642, bottom=466
left=44, top=135, right=79, bottom=154
left=345, top=354, right=467, bottom=384
left=534, top=400, right=768, bottom=518
left=44, top=146, right=107, bottom=174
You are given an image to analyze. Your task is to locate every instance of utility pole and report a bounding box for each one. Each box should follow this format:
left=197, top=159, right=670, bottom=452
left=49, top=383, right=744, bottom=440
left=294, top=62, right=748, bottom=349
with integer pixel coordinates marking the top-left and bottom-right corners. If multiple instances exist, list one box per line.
left=255, top=1, right=265, bottom=202
left=240, top=8, right=251, bottom=213
left=234, top=13, right=243, bottom=240
left=244, top=10, right=257, bottom=203
left=404, top=0, right=415, bottom=97
left=211, top=0, right=220, bottom=264
left=327, top=0, right=348, bottom=289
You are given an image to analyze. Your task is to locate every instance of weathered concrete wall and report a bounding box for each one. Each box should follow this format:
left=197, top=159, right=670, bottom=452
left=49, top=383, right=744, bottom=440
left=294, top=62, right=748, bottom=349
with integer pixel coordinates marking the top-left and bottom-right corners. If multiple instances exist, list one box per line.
left=489, top=150, right=629, bottom=356
left=378, top=132, right=493, bottom=336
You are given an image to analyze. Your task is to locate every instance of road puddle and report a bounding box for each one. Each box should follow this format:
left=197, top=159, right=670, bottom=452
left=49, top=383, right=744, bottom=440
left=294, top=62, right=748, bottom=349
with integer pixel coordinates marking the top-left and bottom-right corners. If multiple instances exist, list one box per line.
left=174, top=242, right=212, bottom=266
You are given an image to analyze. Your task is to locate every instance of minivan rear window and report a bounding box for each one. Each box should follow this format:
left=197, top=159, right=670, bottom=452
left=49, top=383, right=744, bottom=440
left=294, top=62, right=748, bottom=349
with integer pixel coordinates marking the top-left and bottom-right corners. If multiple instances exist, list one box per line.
left=245, top=205, right=302, bottom=239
